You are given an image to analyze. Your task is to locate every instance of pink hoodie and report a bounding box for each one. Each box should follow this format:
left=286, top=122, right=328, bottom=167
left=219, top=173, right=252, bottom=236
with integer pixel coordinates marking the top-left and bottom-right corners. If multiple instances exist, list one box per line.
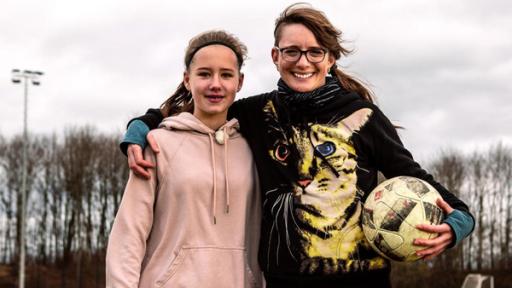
left=106, top=112, right=262, bottom=287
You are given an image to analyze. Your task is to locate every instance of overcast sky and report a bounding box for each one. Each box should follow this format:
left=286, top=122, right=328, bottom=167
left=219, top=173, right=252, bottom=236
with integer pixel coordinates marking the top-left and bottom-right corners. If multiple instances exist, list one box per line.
left=1, top=0, right=511, bottom=161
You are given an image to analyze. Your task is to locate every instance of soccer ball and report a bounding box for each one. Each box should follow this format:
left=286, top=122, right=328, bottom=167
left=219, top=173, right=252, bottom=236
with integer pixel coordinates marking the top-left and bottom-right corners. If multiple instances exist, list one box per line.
left=362, top=176, right=444, bottom=261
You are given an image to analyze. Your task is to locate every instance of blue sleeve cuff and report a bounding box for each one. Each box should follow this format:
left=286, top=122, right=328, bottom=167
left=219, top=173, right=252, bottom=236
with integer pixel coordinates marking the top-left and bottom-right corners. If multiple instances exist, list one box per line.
left=120, top=120, right=150, bottom=155
left=443, top=209, right=475, bottom=248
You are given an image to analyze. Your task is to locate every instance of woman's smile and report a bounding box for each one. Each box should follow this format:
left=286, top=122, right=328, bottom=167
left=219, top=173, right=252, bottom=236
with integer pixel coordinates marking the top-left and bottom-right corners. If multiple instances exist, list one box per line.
left=293, top=72, right=314, bottom=79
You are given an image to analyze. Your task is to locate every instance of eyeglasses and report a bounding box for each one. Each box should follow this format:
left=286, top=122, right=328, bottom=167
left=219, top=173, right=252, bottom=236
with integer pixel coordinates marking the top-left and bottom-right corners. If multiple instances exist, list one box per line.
left=275, top=46, right=327, bottom=63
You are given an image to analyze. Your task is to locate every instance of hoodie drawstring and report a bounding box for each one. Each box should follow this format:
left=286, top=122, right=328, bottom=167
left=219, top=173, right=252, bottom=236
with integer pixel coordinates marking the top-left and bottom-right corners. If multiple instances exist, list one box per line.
left=209, top=126, right=231, bottom=225
left=208, top=133, right=218, bottom=224
left=223, top=126, right=230, bottom=214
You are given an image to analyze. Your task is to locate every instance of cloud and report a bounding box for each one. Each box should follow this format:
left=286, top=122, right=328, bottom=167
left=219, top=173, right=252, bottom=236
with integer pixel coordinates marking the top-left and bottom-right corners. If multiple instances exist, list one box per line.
left=1, top=0, right=511, bottom=159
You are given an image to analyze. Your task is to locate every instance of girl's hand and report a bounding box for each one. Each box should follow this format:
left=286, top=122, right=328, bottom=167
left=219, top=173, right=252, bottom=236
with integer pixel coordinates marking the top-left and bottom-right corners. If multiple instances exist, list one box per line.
left=414, top=198, right=455, bottom=260
left=127, top=133, right=160, bottom=179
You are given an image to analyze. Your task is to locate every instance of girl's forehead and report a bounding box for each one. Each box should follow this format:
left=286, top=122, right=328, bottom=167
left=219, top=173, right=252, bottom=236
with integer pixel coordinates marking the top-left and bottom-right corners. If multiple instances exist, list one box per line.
left=277, top=23, right=320, bottom=47
left=189, top=45, right=239, bottom=68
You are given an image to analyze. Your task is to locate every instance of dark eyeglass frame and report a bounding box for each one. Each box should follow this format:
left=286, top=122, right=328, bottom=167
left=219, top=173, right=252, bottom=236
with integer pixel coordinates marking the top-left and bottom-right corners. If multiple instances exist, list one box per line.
left=275, top=46, right=328, bottom=63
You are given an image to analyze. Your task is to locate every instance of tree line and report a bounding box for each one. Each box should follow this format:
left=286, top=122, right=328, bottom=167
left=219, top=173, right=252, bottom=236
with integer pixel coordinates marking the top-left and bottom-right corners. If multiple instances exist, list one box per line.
left=0, top=127, right=510, bottom=287
left=392, top=143, right=511, bottom=288
left=0, top=128, right=128, bottom=287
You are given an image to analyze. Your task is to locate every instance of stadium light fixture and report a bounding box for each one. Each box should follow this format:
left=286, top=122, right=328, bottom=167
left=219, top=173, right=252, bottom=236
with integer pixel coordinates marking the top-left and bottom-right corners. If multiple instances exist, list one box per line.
left=11, top=68, right=44, bottom=288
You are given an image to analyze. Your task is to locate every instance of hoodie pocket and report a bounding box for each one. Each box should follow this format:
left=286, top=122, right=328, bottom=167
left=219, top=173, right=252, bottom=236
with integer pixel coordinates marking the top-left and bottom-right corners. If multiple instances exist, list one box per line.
left=155, top=246, right=258, bottom=288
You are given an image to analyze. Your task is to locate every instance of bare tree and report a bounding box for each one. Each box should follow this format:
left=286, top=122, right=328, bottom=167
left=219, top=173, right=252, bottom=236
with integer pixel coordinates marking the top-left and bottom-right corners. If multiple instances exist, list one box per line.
left=468, top=152, right=488, bottom=270
left=58, top=127, right=99, bottom=288
left=487, top=143, right=512, bottom=269
left=430, top=149, right=466, bottom=270
left=94, top=134, right=128, bottom=287
left=0, top=135, right=41, bottom=265
left=0, top=135, right=13, bottom=263
left=504, top=149, right=512, bottom=270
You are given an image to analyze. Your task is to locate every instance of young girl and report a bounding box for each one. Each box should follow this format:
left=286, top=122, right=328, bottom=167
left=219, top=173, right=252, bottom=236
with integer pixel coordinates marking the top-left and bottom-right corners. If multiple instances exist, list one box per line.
left=122, top=4, right=474, bottom=287
left=106, top=30, right=262, bottom=288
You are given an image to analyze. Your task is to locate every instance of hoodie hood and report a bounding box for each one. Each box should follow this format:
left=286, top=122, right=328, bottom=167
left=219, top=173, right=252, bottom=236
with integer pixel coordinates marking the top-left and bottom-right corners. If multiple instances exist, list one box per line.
left=159, top=112, right=240, bottom=140
left=159, top=112, right=239, bottom=224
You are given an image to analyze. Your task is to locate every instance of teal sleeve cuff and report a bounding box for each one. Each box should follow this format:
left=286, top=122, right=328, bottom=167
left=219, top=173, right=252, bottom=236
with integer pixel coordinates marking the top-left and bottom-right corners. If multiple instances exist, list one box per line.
left=443, top=209, right=475, bottom=248
left=120, top=120, right=150, bottom=155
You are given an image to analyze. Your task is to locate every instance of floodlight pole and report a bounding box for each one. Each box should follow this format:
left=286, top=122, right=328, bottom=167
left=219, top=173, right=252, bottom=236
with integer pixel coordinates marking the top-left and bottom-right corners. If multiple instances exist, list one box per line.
left=11, top=69, right=44, bottom=288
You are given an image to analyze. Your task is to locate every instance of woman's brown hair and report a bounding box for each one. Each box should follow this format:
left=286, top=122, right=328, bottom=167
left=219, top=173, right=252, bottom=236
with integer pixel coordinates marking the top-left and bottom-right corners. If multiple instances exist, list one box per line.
left=274, top=3, right=374, bottom=103
left=160, top=30, right=248, bottom=117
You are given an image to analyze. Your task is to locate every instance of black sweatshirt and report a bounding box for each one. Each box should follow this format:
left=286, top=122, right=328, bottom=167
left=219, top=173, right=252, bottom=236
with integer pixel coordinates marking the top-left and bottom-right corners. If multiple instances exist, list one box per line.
left=129, top=89, right=471, bottom=287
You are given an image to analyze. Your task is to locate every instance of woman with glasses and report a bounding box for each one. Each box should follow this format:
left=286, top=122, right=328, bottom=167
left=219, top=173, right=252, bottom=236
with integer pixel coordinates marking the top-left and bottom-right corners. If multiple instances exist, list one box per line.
left=121, top=4, right=474, bottom=287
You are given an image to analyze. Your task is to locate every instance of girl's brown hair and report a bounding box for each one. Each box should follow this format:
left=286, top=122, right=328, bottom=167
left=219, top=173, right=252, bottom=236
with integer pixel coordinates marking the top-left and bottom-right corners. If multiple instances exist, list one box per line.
left=274, top=3, right=374, bottom=103
left=160, top=30, right=248, bottom=117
